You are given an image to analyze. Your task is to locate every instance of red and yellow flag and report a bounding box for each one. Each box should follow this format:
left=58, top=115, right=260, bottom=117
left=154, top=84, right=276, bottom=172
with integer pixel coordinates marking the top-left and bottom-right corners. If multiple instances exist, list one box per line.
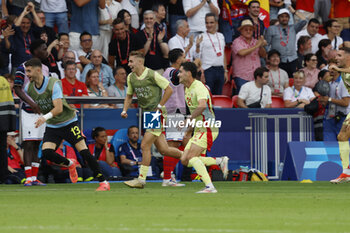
left=221, top=0, right=270, bottom=28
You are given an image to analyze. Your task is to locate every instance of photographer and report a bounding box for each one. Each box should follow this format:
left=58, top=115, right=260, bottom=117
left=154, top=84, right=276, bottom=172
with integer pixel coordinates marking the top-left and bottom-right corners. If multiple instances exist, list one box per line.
left=319, top=60, right=350, bottom=141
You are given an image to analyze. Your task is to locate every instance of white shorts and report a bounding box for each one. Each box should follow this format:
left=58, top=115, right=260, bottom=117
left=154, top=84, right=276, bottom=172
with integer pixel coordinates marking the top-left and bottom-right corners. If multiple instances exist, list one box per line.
left=165, top=113, right=187, bottom=141
left=21, top=110, right=46, bottom=141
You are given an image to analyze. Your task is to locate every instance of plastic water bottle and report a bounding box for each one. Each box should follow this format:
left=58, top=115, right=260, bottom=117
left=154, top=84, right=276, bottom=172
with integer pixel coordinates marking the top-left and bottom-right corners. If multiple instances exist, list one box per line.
left=278, top=162, right=284, bottom=179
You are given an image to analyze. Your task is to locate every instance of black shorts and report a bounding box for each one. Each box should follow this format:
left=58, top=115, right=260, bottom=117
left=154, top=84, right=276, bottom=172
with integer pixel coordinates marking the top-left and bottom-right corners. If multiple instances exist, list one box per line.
left=43, top=121, right=84, bottom=149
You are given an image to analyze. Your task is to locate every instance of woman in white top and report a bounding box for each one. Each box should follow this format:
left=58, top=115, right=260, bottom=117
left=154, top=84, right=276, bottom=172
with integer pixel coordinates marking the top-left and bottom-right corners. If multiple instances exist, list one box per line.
left=283, top=70, right=315, bottom=108
left=98, top=0, right=122, bottom=59
left=85, top=69, right=112, bottom=109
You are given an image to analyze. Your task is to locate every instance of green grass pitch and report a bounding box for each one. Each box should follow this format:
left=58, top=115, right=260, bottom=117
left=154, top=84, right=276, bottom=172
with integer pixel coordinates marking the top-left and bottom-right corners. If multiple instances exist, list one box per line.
left=0, top=181, right=349, bottom=233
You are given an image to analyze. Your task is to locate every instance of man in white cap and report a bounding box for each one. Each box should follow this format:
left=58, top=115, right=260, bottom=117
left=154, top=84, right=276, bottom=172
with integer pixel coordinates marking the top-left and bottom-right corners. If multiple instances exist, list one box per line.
left=231, top=18, right=267, bottom=94
left=265, top=7, right=307, bottom=77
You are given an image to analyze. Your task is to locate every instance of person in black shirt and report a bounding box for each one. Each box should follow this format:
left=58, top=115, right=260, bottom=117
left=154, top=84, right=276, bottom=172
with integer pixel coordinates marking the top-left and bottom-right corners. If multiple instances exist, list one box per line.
left=168, top=0, right=186, bottom=37
left=136, top=10, right=169, bottom=72
left=108, top=18, right=143, bottom=74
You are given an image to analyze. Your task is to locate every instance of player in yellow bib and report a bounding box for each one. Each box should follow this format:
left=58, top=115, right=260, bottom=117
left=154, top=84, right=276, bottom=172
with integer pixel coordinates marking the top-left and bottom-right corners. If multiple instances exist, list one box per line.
left=179, top=61, right=228, bottom=193
left=329, top=47, right=350, bottom=183
left=121, top=51, right=183, bottom=188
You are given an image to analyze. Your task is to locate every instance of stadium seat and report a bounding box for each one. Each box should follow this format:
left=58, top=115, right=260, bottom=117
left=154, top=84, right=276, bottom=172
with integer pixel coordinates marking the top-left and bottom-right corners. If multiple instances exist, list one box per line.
left=224, top=45, right=232, bottom=65
left=110, top=128, right=129, bottom=152
left=222, top=81, right=233, bottom=97
left=212, top=95, right=233, bottom=108
left=83, top=129, right=94, bottom=145
left=232, top=95, right=239, bottom=108
left=222, top=68, right=236, bottom=97
left=271, top=96, right=285, bottom=108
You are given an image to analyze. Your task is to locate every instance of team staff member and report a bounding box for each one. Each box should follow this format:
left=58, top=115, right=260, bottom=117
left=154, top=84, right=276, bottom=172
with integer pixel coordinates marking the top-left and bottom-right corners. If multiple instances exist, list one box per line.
left=24, top=58, right=110, bottom=191
left=0, top=76, right=16, bottom=183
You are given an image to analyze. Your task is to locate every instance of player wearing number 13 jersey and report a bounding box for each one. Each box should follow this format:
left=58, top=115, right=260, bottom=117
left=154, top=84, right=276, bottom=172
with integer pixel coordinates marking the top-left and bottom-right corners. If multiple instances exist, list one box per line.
left=24, top=58, right=110, bottom=191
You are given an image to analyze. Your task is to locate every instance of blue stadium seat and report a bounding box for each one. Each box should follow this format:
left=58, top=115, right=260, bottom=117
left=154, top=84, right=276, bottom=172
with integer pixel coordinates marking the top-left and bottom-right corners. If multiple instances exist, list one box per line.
left=110, top=128, right=129, bottom=153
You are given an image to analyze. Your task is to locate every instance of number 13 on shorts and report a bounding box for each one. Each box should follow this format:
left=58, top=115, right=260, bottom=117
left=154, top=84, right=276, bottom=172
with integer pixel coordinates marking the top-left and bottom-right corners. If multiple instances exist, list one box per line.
left=71, top=126, right=82, bottom=140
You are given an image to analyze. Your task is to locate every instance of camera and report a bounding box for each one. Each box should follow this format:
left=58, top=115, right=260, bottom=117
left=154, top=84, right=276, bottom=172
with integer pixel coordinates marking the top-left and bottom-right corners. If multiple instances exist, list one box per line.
left=334, top=111, right=346, bottom=123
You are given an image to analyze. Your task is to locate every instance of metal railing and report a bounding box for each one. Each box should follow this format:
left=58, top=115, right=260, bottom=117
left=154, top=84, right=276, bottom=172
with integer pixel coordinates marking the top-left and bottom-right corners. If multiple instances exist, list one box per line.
left=248, top=112, right=313, bottom=179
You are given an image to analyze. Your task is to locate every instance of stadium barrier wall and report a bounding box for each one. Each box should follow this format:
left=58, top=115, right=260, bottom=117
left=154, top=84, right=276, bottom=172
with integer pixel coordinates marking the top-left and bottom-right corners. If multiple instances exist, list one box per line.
left=282, top=141, right=342, bottom=181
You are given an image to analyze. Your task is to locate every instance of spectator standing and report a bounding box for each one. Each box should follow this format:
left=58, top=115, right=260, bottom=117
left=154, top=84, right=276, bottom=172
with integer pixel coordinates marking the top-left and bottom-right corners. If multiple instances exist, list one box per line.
left=35, top=11, right=57, bottom=45
left=242, top=0, right=265, bottom=40
left=119, top=0, right=139, bottom=29
left=107, top=66, right=127, bottom=108
left=313, top=0, right=331, bottom=24
left=168, top=19, right=194, bottom=61
left=296, top=18, right=322, bottom=54
left=237, top=67, right=272, bottom=108
left=283, top=70, right=315, bottom=108
left=108, top=18, right=143, bottom=74
left=136, top=10, right=169, bottom=74
left=69, top=0, right=105, bottom=51
left=296, top=36, right=312, bottom=70
left=97, top=0, right=122, bottom=59
left=269, top=0, right=294, bottom=25
left=40, top=0, right=69, bottom=33
left=153, top=3, right=168, bottom=39
left=7, top=2, right=43, bottom=73
left=81, top=50, right=114, bottom=88
left=0, top=16, right=16, bottom=75
left=194, top=13, right=227, bottom=95
left=301, top=53, right=320, bottom=89
left=183, top=0, right=219, bottom=38
left=265, top=8, right=307, bottom=78
left=321, top=19, right=343, bottom=50
left=295, top=0, right=315, bottom=23
left=231, top=19, right=266, bottom=94
left=168, top=0, right=186, bottom=37
left=117, top=9, right=138, bottom=34
left=267, top=49, right=289, bottom=97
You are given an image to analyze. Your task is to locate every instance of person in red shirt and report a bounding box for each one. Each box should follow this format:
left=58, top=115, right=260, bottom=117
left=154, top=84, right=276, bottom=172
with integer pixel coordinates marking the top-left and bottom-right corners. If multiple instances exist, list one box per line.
left=61, top=60, right=89, bottom=108
left=88, top=127, right=121, bottom=179
left=295, top=0, right=315, bottom=23
left=6, top=131, right=26, bottom=184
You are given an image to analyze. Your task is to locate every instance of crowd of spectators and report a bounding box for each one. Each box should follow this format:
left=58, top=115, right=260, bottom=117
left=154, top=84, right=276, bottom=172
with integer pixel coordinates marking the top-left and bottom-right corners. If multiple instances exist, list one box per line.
left=0, top=0, right=349, bottom=109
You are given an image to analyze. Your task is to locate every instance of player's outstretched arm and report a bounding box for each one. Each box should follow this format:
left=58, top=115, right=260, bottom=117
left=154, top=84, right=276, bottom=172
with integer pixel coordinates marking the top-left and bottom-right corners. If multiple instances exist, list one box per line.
left=121, top=94, right=133, bottom=118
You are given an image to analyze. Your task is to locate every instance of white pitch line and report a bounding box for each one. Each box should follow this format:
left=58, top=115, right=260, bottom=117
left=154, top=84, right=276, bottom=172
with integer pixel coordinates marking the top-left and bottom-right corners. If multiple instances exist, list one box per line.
left=0, top=225, right=295, bottom=233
